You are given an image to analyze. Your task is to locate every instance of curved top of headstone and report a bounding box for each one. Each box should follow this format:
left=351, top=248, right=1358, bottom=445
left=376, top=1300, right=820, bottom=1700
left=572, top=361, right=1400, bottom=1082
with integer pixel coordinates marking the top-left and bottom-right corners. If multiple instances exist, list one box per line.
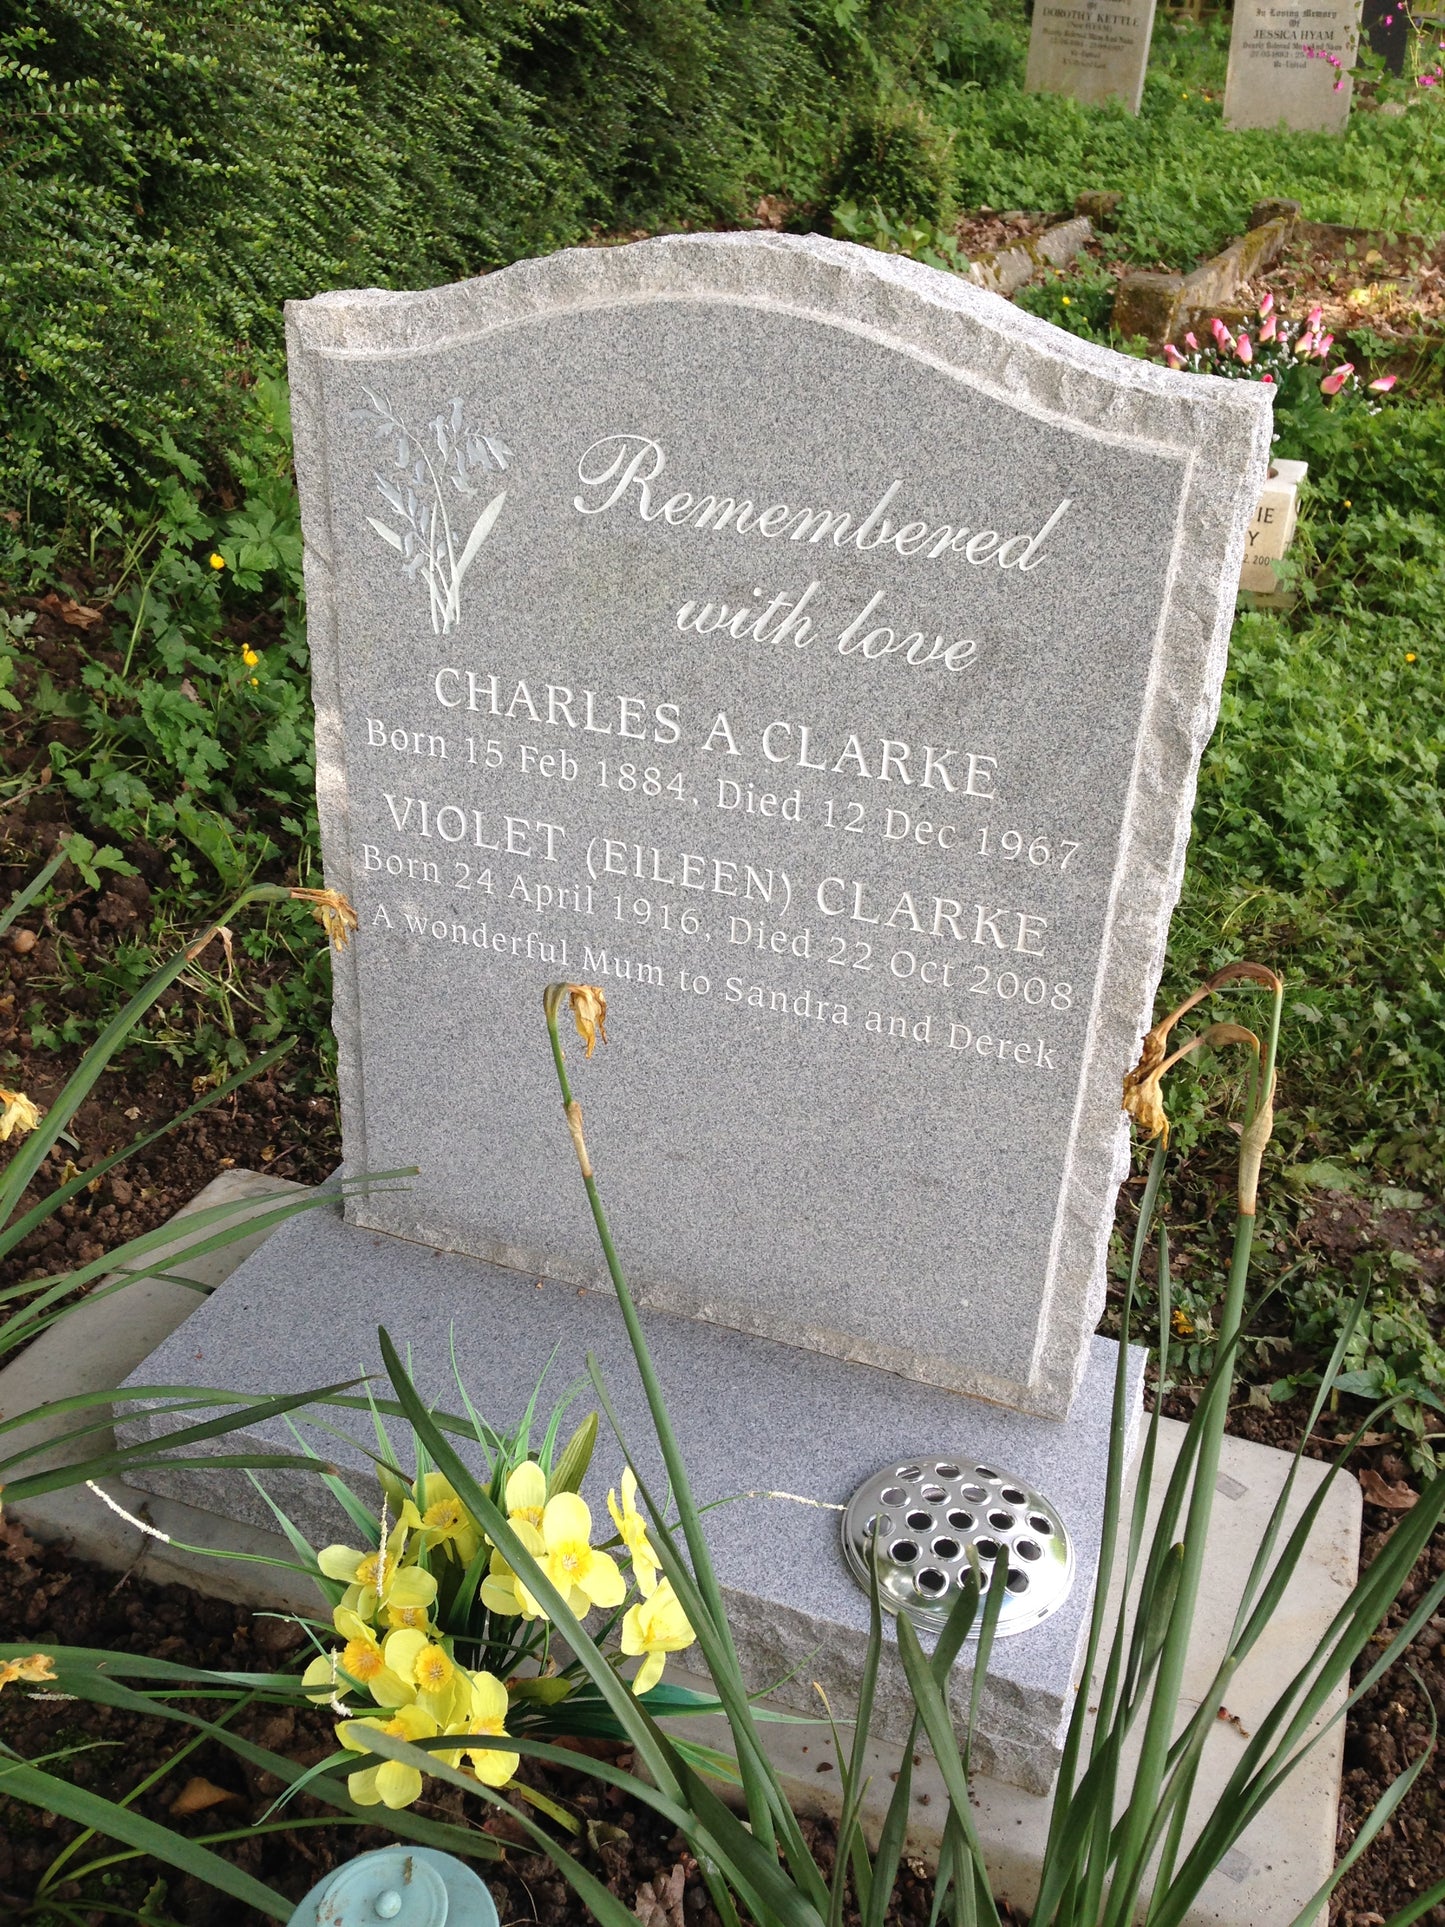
left=287, top=235, right=1270, bottom=1419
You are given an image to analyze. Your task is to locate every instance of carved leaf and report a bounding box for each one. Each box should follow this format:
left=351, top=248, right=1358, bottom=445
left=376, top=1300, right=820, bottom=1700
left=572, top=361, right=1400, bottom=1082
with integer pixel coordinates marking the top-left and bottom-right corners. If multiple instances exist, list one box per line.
left=367, top=516, right=405, bottom=553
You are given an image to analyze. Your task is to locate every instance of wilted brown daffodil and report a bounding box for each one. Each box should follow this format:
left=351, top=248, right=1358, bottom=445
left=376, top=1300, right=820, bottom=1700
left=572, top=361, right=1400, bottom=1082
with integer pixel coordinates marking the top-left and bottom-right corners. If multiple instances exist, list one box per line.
left=0, top=1088, right=42, bottom=1143
left=1122, top=962, right=1280, bottom=1147
left=291, top=887, right=359, bottom=952
left=569, top=984, right=608, bottom=1057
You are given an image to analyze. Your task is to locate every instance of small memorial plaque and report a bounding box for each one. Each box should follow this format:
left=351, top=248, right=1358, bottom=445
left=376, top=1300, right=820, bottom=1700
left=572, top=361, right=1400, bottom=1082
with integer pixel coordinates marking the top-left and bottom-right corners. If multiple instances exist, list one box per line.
left=286, top=236, right=1269, bottom=1419
left=1024, top=0, right=1159, bottom=113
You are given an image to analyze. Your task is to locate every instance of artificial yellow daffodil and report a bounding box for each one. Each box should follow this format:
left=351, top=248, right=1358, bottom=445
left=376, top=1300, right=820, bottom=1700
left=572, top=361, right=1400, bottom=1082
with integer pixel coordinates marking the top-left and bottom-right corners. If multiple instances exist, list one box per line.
left=382, top=1627, right=472, bottom=1724
left=620, top=1577, right=696, bottom=1695
left=327, top=1607, right=415, bottom=1707
left=504, top=1460, right=547, bottom=1534
left=0, top=1089, right=42, bottom=1144
left=607, top=1468, right=660, bottom=1592
left=519, top=1491, right=624, bottom=1619
left=317, top=1530, right=436, bottom=1624
left=414, top=1472, right=482, bottom=1566
left=479, top=1524, right=546, bottom=1620
left=339, top=1701, right=439, bottom=1809
left=462, top=1669, right=520, bottom=1787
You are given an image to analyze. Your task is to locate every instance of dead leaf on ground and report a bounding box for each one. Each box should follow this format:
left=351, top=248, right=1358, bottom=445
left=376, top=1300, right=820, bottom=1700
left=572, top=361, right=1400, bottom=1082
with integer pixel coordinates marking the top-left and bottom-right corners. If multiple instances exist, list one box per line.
left=170, top=1776, right=240, bottom=1815
left=1358, top=1468, right=1418, bottom=1511
left=635, top=1861, right=689, bottom=1927
left=38, top=592, right=103, bottom=631
left=1216, top=1706, right=1251, bottom=1737
left=0, top=1518, right=42, bottom=1565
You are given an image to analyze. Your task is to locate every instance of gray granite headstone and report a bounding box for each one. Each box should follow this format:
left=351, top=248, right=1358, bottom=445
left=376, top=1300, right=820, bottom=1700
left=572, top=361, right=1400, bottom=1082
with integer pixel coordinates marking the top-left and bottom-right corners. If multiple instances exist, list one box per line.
left=1024, top=0, right=1159, bottom=112
left=121, top=236, right=1269, bottom=1793
left=286, top=234, right=1270, bottom=1423
left=1224, top=0, right=1362, bottom=130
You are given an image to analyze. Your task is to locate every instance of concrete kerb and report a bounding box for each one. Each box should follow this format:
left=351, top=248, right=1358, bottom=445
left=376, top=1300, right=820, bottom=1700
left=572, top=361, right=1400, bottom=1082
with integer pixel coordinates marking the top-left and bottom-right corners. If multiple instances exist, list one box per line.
left=0, top=1172, right=1359, bottom=1925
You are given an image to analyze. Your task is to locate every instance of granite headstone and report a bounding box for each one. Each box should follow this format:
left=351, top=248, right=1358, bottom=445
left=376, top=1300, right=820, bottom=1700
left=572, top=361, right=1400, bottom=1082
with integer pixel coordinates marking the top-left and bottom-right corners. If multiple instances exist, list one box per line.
left=1224, top=0, right=1362, bottom=131
left=284, top=233, right=1269, bottom=1423
left=1024, top=0, right=1159, bottom=113
left=119, top=235, right=1271, bottom=1790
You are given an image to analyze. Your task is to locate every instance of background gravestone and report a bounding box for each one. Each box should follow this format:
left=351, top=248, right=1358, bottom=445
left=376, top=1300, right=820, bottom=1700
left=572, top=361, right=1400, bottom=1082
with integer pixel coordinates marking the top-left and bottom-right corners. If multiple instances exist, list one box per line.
left=122, top=237, right=1270, bottom=1786
left=1024, top=0, right=1159, bottom=113
left=1224, top=0, right=1362, bottom=131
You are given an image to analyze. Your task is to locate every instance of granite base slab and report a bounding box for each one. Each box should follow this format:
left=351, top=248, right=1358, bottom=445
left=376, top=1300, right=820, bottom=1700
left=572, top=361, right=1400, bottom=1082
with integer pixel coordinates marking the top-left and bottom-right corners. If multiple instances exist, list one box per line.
left=119, top=1202, right=1144, bottom=1793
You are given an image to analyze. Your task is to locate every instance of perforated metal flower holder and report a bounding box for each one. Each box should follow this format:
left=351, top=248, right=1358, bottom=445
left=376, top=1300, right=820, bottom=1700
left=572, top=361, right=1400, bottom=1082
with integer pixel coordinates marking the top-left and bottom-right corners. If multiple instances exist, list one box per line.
left=842, top=1457, right=1075, bottom=1636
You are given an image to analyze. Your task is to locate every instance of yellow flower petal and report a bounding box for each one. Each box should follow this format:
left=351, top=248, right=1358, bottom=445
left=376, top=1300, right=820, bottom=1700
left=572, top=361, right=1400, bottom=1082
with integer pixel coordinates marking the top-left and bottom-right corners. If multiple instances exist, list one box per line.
left=318, top=1545, right=365, bottom=1583
left=375, top=1758, right=425, bottom=1809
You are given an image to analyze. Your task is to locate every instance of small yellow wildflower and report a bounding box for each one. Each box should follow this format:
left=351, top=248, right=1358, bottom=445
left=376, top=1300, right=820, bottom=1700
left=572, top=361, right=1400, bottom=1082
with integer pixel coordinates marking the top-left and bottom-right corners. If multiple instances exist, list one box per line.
left=208, top=553, right=226, bottom=570
left=241, top=645, right=260, bottom=667
left=0, top=1653, right=56, bottom=1694
left=608, top=1468, right=660, bottom=1591
left=463, top=1670, right=520, bottom=1787
left=1406, top=652, right=1418, bottom=663
left=339, top=1702, right=438, bottom=1809
left=621, top=1578, right=696, bottom=1695
left=1171, top=1307, right=1196, bottom=1338
left=0, top=1089, right=42, bottom=1144
left=1061, top=295, right=1072, bottom=306
left=290, top=886, right=359, bottom=953
left=569, top=983, right=608, bottom=1057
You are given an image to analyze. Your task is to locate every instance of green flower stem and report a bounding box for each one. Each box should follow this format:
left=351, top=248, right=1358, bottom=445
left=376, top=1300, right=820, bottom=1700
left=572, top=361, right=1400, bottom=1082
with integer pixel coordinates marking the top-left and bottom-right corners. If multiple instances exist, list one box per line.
left=1103, top=977, right=1284, bottom=1927
left=542, top=986, right=783, bottom=1859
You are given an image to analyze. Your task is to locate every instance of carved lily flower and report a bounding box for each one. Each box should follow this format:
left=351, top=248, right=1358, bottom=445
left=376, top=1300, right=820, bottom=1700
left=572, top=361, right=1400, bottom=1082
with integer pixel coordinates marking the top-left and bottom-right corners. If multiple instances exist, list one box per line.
left=290, top=887, right=359, bottom=951
left=569, top=983, right=608, bottom=1057
left=0, top=1089, right=42, bottom=1143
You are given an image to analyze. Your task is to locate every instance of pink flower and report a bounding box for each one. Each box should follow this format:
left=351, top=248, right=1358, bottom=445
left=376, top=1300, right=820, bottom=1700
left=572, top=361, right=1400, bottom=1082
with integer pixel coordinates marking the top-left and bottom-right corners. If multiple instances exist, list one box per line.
left=1261, top=372, right=1275, bottom=384
left=1334, top=75, right=1346, bottom=89
left=1211, top=316, right=1233, bottom=349
left=1321, top=363, right=1355, bottom=395
left=1184, top=331, right=1200, bottom=351
left=1164, top=343, right=1185, bottom=367
left=1237, top=333, right=1253, bottom=364
left=1261, top=314, right=1278, bottom=341
left=1307, top=304, right=1324, bottom=332
left=1369, top=374, right=1398, bottom=391
left=1258, top=291, right=1275, bottom=319
left=1316, top=332, right=1335, bottom=358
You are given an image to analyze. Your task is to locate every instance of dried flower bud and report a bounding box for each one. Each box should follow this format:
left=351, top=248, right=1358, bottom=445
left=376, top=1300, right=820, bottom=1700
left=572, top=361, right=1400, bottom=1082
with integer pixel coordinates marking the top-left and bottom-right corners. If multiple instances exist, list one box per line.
left=569, top=984, right=608, bottom=1058
left=0, top=1089, right=42, bottom=1143
left=290, top=888, right=359, bottom=952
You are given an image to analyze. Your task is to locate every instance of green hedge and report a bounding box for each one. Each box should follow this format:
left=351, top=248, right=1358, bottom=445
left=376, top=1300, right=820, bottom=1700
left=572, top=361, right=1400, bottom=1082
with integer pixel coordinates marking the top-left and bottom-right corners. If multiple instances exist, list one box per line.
left=1, top=0, right=964, bottom=522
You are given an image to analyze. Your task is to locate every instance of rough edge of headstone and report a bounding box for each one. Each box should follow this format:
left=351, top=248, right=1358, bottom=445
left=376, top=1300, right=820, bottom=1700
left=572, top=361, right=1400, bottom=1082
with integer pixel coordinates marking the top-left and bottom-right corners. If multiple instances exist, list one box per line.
left=966, top=215, right=1093, bottom=297
left=285, top=234, right=1273, bottom=1420
left=1114, top=212, right=1299, bottom=345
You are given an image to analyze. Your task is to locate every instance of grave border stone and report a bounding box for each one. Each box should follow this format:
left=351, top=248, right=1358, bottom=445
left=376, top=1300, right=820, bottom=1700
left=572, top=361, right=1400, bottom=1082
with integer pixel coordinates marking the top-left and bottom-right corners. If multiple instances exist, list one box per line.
left=286, top=234, right=1271, bottom=1419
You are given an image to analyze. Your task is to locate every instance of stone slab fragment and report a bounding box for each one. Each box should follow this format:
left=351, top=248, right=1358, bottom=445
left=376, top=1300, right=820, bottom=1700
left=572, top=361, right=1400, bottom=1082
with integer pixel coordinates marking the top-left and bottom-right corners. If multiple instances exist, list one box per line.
left=121, top=1201, right=1145, bottom=1792
left=1224, top=0, right=1362, bottom=131
left=1024, top=0, right=1159, bottom=112
left=286, top=232, right=1270, bottom=1420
